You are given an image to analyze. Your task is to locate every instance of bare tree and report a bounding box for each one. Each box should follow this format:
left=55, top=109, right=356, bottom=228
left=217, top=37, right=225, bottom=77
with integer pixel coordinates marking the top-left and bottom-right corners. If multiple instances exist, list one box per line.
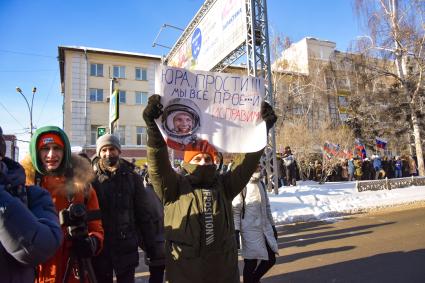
left=354, top=0, right=425, bottom=175
left=277, top=116, right=355, bottom=183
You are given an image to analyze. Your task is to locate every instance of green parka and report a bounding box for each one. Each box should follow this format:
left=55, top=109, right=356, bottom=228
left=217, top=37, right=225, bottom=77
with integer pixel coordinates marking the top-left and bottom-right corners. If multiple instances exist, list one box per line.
left=148, top=144, right=263, bottom=283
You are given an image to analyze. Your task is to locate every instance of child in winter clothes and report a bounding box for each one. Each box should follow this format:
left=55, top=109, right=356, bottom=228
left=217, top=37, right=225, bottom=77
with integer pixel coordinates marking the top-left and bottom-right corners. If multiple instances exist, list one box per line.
left=22, top=126, right=104, bottom=283
left=233, top=164, right=279, bottom=283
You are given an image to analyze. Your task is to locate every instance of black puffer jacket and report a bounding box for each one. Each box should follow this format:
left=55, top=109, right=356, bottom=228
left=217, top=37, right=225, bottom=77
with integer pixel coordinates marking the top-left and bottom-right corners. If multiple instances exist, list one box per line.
left=92, top=158, right=157, bottom=272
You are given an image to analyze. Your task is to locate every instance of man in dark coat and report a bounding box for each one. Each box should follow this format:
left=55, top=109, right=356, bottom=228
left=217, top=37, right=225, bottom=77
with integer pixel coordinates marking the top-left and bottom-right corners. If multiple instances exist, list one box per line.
left=143, top=95, right=277, bottom=283
left=143, top=172, right=165, bottom=283
left=282, top=147, right=297, bottom=186
left=0, top=127, right=62, bottom=282
left=92, top=134, right=158, bottom=283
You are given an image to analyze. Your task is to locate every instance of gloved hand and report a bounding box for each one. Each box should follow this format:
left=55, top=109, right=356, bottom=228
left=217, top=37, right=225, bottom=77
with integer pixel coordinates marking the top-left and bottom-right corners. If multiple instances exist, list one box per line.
left=261, top=101, right=277, bottom=132
left=272, top=225, right=278, bottom=241
left=145, top=241, right=165, bottom=267
left=235, top=230, right=241, bottom=249
left=73, top=235, right=99, bottom=258
left=143, top=94, right=163, bottom=129
left=143, top=95, right=166, bottom=148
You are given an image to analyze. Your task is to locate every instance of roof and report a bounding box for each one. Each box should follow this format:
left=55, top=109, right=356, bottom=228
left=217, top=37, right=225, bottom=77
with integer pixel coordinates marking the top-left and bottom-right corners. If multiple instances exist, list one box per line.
left=57, top=46, right=162, bottom=86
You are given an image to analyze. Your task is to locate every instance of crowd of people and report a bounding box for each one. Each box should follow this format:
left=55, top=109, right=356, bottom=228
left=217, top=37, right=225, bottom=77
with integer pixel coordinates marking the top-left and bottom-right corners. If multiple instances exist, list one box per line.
left=0, top=96, right=278, bottom=283
left=272, top=147, right=420, bottom=185
left=315, top=154, right=420, bottom=182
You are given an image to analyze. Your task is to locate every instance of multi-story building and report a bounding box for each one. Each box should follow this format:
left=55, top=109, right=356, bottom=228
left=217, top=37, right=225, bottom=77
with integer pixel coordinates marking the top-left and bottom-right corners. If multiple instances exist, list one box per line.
left=58, top=46, right=161, bottom=162
left=276, top=37, right=397, bottom=125
left=275, top=37, right=346, bottom=125
left=3, top=134, right=19, bottom=161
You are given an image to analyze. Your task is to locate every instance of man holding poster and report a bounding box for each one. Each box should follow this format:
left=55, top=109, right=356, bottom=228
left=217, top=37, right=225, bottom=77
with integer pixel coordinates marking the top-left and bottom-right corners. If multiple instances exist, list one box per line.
left=155, top=66, right=268, bottom=152
left=143, top=88, right=276, bottom=283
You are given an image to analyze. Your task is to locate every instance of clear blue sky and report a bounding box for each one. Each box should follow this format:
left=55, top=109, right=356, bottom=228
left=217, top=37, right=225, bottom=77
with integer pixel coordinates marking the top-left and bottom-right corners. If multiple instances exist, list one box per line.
left=0, top=0, right=363, bottom=156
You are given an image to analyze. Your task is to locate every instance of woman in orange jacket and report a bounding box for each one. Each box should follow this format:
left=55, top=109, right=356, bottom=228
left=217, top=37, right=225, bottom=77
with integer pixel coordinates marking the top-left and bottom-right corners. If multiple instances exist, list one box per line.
left=22, top=126, right=104, bottom=283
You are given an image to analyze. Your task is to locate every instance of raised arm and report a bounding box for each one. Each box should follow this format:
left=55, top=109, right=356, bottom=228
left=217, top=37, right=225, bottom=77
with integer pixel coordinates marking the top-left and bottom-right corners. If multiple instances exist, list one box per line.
left=143, top=95, right=179, bottom=203
left=224, top=101, right=277, bottom=199
left=223, top=149, right=264, bottom=200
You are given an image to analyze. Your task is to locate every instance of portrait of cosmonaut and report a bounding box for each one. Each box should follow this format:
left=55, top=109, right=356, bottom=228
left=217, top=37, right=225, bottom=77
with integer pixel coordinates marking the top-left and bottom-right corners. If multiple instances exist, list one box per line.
left=161, top=97, right=201, bottom=147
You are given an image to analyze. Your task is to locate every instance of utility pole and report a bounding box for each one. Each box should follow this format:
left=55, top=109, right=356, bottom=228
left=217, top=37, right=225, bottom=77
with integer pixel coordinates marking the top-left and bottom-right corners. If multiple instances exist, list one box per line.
left=16, top=87, right=37, bottom=136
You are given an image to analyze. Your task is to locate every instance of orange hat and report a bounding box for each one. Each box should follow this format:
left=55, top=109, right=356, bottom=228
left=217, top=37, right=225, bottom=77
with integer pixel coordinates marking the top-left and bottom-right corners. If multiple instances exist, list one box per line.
left=184, top=140, right=217, bottom=163
left=37, top=133, right=64, bottom=149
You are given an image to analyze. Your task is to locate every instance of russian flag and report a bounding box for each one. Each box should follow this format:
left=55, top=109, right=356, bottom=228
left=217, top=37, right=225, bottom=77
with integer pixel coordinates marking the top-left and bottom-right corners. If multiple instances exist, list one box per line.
left=375, top=137, right=387, bottom=149
left=355, top=139, right=367, bottom=159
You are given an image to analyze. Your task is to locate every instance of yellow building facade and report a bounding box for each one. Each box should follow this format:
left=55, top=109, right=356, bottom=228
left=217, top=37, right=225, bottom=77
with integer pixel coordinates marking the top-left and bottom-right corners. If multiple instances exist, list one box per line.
left=58, top=46, right=161, bottom=161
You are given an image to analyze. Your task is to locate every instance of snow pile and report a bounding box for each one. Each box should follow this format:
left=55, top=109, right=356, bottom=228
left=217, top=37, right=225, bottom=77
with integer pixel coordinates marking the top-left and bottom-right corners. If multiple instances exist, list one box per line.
left=269, top=180, right=425, bottom=223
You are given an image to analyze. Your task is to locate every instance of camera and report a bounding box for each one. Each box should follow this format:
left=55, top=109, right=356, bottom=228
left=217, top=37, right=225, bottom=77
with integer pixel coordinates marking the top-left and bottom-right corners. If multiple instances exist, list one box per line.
left=59, top=203, right=89, bottom=239
left=59, top=203, right=102, bottom=239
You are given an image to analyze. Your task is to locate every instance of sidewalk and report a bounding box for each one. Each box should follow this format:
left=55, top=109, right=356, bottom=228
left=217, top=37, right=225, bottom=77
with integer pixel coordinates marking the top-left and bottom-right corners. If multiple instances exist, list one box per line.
left=269, top=180, right=425, bottom=224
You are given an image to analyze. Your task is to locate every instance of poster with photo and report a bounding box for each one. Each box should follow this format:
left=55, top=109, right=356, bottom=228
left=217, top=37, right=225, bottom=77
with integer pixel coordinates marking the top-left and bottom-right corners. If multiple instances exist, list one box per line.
left=155, top=65, right=267, bottom=153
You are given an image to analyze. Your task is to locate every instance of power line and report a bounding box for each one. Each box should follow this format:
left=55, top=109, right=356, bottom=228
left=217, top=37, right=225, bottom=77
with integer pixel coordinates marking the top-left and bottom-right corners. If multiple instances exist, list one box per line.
left=36, top=71, right=59, bottom=125
left=0, top=49, right=56, bottom=59
left=0, top=101, right=26, bottom=128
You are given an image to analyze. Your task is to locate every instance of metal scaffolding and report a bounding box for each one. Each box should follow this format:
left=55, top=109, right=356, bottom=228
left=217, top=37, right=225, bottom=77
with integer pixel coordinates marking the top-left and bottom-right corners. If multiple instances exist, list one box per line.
left=164, top=0, right=279, bottom=193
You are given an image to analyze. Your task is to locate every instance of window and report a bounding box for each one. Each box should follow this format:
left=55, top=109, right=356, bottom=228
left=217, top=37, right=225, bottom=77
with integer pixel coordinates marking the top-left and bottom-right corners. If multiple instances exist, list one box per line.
left=337, top=78, right=349, bottom=89
left=119, top=90, right=126, bottom=104
left=89, top=88, right=103, bottom=102
left=339, top=113, right=349, bottom=122
left=338, top=96, right=349, bottom=107
left=135, top=91, right=148, bottom=105
left=113, top=65, right=126, bottom=79
left=90, top=125, right=100, bottom=145
left=117, top=126, right=125, bottom=145
left=136, top=126, right=147, bottom=145
left=90, top=63, right=103, bottom=77
left=135, top=67, right=147, bottom=81
left=325, top=77, right=334, bottom=90
left=292, top=104, right=303, bottom=115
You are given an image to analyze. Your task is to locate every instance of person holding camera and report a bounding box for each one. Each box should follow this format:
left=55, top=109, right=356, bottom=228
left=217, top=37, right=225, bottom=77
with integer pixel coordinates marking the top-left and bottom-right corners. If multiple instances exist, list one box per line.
left=0, top=127, right=62, bottom=282
left=142, top=95, right=277, bottom=283
left=91, top=134, right=158, bottom=283
left=21, top=126, right=104, bottom=283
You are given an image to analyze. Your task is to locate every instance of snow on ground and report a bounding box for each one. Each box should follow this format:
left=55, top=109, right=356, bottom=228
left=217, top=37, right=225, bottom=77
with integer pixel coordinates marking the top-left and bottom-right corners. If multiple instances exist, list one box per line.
left=269, top=180, right=425, bottom=224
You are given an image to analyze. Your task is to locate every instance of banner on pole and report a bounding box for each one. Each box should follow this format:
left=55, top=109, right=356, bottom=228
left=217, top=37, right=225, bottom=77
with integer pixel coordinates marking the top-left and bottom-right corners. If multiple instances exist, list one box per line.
left=109, top=89, right=119, bottom=125
left=355, top=138, right=367, bottom=159
left=375, top=137, right=388, bottom=149
left=154, top=65, right=266, bottom=153
left=323, top=142, right=353, bottom=160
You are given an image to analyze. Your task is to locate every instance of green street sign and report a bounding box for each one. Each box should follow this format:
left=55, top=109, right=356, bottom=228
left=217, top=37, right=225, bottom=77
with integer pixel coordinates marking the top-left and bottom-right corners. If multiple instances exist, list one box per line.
left=97, top=127, right=107, bottom=138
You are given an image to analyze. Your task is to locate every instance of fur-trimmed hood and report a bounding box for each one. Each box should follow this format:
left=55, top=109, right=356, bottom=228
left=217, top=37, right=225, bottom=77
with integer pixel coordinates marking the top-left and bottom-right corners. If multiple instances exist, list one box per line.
left=21, top=153, right=95, bottom=193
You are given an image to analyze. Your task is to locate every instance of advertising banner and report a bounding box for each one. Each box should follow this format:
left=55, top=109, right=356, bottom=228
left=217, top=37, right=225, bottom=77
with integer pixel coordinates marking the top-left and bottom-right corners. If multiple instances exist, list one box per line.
left=155, top=65, right=266, bottom=153
left=167, top=0, right=246, bottom=71
left=109, top=89, right=119, bottom=125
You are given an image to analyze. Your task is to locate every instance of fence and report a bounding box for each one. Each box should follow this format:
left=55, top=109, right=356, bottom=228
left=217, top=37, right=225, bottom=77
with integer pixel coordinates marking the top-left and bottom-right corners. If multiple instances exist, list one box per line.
left=356, top=176, right=425, bottom=192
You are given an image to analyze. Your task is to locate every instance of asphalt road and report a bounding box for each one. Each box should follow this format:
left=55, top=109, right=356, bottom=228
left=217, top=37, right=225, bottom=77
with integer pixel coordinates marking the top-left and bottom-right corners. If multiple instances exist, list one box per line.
left=135, top=204, right=425, bottom=283
left=263, top=204, right=425, bottom=283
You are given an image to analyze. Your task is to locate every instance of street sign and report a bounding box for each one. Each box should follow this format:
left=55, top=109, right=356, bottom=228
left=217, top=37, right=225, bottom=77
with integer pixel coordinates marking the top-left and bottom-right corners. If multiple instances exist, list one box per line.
left=97, top=126, right=107, bottom=138
left=109, top=89, right=119, bottom=126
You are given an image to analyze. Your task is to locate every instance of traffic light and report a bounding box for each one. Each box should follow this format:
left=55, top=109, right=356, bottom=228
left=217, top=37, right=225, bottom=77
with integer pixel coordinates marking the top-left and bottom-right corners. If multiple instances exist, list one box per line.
left=97, top=127, right=107, bottom=138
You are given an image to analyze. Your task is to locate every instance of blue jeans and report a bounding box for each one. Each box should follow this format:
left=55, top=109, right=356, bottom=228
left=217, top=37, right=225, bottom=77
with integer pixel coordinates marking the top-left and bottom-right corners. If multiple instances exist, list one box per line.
left=395, top=169, right=402, bottom=178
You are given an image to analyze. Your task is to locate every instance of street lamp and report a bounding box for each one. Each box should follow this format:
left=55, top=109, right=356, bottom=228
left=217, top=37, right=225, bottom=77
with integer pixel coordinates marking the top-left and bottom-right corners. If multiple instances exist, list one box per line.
left=16, top=86, right=37, bottom=136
